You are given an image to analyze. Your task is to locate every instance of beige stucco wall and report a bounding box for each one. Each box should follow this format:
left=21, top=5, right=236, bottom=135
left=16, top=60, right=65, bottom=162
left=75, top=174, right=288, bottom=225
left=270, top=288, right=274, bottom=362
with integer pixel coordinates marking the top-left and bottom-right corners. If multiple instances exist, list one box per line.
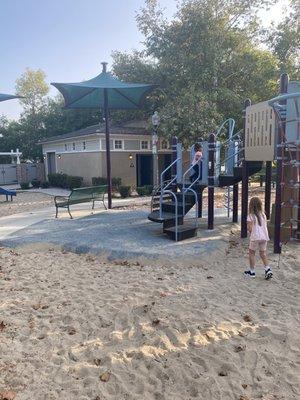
left=56, top=152, right=102, bottom=185
left=101, top=152, right=139, bottom=187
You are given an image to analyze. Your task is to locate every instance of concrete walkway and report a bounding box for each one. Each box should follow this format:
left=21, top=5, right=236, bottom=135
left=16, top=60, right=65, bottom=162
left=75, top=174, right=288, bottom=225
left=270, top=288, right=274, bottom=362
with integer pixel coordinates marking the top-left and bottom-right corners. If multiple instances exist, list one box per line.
left=0, top=198, right=232, bottom=263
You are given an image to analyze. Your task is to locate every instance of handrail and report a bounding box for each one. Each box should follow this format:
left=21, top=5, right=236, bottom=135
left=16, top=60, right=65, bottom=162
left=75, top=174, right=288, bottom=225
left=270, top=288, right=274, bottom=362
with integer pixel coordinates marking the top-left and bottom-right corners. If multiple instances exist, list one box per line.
left=159, top=157, right=181, bottom=218
left=183, top=187, right=198, bottom=229
left=268, top=92, right=300, bottom=105
left=216, top=147, right=244, bottom=171
left=216, top=118, right=235, bottom=138
left=163, top=189, right=179, bottom=241
left=151, top=179, right=171, bottom=212
left=182, top=160, right=202, bottom=213
left=220, top=129, right=243, bottom=147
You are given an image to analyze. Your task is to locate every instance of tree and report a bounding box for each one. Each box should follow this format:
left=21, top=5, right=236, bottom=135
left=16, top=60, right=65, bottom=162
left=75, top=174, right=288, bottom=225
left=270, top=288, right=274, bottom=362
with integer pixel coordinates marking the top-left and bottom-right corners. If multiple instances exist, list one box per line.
left=15, top=68, right=49, bottom=116
left=267, top=2, right=300, bottom=77
left=111, top=0, right=280, bottom=143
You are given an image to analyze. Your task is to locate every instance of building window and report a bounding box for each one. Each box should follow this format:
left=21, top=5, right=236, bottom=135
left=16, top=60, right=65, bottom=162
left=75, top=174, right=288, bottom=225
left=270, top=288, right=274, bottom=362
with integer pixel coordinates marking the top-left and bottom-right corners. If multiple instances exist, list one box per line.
left=114, top=140, right=123, bottom=150
left=161, top=140, right=169, bottom=150
left=83, top=141, right=86, bottom=150
left=72, top=142, right=76, bottom=151
left=141, top=140, right=149, bottom=150
left=64, top=144, right=67, bottom=151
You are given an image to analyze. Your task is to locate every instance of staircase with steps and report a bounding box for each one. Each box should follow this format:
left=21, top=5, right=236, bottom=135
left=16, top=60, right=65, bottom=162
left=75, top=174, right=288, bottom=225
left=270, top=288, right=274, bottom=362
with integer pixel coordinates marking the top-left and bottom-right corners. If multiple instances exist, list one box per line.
left=148, top=162, right=262, bottom=241
left=148, top=118, right=263, bottom=242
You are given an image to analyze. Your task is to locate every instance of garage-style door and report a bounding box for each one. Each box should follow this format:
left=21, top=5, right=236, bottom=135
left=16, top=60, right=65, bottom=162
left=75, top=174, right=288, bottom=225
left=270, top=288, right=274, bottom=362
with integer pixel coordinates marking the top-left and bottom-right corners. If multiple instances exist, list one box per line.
left=0, top=164, right=18, bottom=185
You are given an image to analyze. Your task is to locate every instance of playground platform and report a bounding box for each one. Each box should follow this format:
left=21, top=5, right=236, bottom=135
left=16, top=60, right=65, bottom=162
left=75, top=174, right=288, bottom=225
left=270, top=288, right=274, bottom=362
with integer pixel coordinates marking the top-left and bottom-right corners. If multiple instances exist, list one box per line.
left=0, top=207, right=232, bottom=264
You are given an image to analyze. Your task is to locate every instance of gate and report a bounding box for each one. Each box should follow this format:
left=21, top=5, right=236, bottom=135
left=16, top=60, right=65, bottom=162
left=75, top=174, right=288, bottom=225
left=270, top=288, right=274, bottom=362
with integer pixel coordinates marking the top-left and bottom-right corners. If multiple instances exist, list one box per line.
left=0, top=164, right=18, bottom=185
left=26, top=164, right=37, bottom=181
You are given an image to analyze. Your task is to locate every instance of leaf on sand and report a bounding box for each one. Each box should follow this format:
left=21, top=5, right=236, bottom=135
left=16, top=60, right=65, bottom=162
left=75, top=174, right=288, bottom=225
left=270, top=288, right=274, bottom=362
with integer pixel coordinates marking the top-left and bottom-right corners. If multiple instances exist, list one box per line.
left=0, top=391, right=16, bottom=400
left=241, top=384, right=248, bottom=389
left=152, top=319, right=160, bottom=326
left=238, top=396, right=250, bottom=400
left=0, top=321, right=6, bottom=332
left=218, top=369, right=228, bottom=377
left=243, top=315, right=252, bottom=322
left=94, top=358, right=101, bottom=366
left=32, top=304, right=41, bottom=310
left=207, top=276, right=214, bottom=279
left=68, top=328, right=76, bottom=335
left=100, top=371, right=111, bottom=382
left=234, top=345, right=246, bottom=353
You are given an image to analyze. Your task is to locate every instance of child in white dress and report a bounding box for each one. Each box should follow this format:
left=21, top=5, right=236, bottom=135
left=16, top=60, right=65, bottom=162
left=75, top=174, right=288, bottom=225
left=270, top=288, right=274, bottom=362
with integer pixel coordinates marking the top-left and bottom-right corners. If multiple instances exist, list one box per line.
left=245, top=197, right=273, bottom=280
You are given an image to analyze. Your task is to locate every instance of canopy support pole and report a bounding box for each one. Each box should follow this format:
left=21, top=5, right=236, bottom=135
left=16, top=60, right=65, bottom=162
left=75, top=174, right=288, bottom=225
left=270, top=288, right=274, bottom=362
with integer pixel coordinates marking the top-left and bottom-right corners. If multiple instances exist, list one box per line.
left=104, top=88, right=112, bottom=209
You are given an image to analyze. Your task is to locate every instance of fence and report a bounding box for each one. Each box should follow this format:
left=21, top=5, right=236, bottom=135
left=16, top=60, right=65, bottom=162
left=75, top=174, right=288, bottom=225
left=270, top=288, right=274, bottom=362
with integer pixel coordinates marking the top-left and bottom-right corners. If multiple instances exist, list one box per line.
left=0, top=163, right=45, bottom=185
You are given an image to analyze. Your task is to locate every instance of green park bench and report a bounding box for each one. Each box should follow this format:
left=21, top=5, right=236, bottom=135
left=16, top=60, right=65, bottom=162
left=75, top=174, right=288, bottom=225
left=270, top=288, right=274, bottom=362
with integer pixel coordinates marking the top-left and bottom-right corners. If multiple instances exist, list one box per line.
left=54, top=185, right=107, bottom=219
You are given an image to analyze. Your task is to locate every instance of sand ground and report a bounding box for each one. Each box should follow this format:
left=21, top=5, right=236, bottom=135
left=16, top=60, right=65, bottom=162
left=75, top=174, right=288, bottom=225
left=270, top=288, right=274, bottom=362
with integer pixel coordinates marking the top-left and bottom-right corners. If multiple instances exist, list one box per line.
left=0, top=192, right=53, bottom=218
left=0, top=228, right=299, bottom=400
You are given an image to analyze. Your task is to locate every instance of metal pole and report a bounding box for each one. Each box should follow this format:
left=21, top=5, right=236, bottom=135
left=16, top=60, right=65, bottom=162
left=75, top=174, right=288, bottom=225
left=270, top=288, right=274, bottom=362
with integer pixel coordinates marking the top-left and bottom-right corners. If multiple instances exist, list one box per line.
left=232, top=183, right=238, bottom=223
left=241, top=99, right=251, bottom=238
left=208, top=133, right=215, bottom=230
left=104, top=88, right=112, bottom=209
left=265, top=161, right=272, bottom=219
left=274, top=73, right=289, bottom=253
left=198, top=188, right=203, bottom=218
left=152, top=126, right=158, bottom=186
left=171, top=136, right=178, bottom=193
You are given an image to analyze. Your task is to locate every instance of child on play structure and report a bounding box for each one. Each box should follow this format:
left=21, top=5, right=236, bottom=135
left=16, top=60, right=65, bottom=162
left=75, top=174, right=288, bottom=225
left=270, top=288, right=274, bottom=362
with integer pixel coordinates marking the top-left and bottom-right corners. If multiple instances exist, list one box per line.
left=190, top=143, right=203, bottom=182
left=244, top=196, right=273, bottom=280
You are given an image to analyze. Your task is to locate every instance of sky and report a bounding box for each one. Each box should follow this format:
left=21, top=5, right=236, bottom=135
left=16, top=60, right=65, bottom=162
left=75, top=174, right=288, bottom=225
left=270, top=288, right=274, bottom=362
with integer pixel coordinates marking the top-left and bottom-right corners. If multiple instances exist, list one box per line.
left=0, top=0, right=291, bottom=120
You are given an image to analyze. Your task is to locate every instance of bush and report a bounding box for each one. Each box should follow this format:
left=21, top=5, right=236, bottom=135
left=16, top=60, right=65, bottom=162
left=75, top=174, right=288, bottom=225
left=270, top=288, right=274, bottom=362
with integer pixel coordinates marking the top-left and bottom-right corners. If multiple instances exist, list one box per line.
left=48, top=173, right=83, bottom=189
left=112, top=177, right=122, bottom=189
left=119, top=185, right=131, bottom=198
left=136, top=186, right=147, bottom=196
left=41, top=181, right=50, bottom=188
left=92, top=176, right=122, bottom=189
left=20, top=182, right=30, bottom=190
left=31, top=180, right=41, bottom=188
left=66, top=175, right=83, bottom=190
left=144, top=185, right=153, bottom=195
left=48, top=173, right=68, bottom=188
left=136, top=185, right=153, bottom=196
left=92, top=177, right=107, bottom=186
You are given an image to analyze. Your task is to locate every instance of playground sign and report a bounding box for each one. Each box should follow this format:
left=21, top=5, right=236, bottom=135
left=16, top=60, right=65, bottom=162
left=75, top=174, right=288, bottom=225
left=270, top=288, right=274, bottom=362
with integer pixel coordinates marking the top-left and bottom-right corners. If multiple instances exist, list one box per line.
left=245, top=101, right=276, bottom=161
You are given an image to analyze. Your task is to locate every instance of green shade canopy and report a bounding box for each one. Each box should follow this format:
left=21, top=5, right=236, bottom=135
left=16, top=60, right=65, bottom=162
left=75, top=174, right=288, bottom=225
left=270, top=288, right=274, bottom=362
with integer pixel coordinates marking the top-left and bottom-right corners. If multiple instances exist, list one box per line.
left=0, top=93, right=20, bottom=102
left=51, top=67, right=158, bottom=110
left=51, top=62, right=159, bottom=210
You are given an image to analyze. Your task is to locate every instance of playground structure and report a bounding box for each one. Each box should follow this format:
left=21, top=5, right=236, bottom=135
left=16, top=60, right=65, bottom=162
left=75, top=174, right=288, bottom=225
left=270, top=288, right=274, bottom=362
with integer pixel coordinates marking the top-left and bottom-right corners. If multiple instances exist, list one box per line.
left=148, top=74, right=300, bottom=253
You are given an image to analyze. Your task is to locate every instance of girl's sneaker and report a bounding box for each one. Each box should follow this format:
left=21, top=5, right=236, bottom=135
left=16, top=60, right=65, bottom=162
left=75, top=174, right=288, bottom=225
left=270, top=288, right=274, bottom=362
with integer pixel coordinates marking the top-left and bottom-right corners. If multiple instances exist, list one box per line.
left=244, top=270, right=256, bottom=278
left=265, top=267, right=273, bottom=280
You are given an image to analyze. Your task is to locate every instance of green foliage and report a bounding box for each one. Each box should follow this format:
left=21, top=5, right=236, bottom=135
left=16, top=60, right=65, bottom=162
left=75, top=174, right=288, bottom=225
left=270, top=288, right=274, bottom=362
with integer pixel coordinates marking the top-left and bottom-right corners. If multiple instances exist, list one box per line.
left=15, top=68, right=49, bottom=115
left=92, top=177, right=122, bottom=189
left=41, top=181, right=50, bottom=188
left=20, top=182, right=30, bottom=190
left=67, top=176, right=83, bottom=190
left=48, top=173, right=83, bottom=189
left=1, top=0, right=299, bottom=160
left=92, top=177, right=107, bottom=186
left=31, top=180, right=41, bottom=188
left=119, top=186, right=131, bottom=198
left=136, top=185, right=153, bottom=196
left=267, top=3, right=300, bottom=77
left=111, top=0, right=296, bottom=143
left=48, top=173, right=68, bottom=188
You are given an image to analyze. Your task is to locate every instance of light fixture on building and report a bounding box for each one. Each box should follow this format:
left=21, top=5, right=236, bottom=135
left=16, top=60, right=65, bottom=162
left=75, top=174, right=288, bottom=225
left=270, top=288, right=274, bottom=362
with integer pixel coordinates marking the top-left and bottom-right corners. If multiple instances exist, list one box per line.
left=129, top=154, right=133, bottom=160
left=57, top=154, right=61, bottom=159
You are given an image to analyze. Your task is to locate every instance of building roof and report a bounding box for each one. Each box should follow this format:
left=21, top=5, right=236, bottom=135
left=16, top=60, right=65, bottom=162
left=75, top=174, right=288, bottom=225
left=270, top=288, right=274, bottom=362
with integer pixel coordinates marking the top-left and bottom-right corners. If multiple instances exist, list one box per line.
left=39, top=120, right=151, bottom=144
